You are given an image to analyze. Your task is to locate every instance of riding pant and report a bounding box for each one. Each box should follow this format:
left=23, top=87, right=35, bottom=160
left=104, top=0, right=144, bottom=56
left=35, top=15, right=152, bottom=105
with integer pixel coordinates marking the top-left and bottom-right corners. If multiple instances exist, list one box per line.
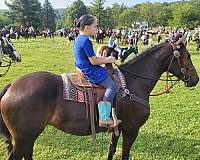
left=99, top=75, right=119, bottom=104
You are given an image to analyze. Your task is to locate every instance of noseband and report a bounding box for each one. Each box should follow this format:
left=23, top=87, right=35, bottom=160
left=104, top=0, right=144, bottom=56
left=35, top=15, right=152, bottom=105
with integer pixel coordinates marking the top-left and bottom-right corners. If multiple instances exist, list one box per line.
left=168, top=42, right=195, bottom=82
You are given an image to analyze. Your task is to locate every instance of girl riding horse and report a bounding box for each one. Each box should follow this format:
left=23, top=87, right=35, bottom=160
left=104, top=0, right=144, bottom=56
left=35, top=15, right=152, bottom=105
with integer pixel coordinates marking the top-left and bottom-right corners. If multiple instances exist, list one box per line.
left=73, top=15, right=121, bottom=127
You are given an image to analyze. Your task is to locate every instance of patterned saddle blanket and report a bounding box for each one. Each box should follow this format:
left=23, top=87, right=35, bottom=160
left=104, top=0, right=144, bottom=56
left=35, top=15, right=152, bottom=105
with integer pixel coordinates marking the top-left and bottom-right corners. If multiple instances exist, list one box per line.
left=61, top=68, right=127, bottom=104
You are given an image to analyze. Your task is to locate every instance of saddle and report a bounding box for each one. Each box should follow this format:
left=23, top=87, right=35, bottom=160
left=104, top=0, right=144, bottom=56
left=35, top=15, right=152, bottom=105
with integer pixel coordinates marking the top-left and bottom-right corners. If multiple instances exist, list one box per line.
left=61, top=66, right=127, bottom=143
left=71, top=69, right=102, bottom=88
left=69, top=69, right=106, bottom=103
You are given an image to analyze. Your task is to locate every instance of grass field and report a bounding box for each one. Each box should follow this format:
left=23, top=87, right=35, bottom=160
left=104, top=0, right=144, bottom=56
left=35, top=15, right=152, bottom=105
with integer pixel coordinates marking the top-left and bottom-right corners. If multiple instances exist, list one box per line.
left=0, top=37, right=200, bottom=160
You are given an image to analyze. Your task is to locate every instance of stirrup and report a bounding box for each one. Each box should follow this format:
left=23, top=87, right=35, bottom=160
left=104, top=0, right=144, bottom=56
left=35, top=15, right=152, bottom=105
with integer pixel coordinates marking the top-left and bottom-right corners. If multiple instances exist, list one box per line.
left=99, top=119, right=122, bottom=128
left=112, top=108, right=122, bottom=127
left=99, top=119, right=114, bottom=128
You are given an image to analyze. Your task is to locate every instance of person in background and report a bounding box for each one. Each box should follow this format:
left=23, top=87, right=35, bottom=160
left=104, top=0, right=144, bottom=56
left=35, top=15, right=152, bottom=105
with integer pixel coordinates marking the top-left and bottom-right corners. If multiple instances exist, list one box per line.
left=108, top=33, right=128, bottom=57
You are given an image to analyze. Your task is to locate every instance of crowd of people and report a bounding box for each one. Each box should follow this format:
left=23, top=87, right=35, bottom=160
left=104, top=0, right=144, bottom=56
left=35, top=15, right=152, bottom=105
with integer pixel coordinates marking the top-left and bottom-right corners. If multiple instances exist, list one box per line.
left=1, top=23, right=200, bottom=52
left=61, top=25, right=200, bottom=52
left=0, top=25, right=55, bottom=40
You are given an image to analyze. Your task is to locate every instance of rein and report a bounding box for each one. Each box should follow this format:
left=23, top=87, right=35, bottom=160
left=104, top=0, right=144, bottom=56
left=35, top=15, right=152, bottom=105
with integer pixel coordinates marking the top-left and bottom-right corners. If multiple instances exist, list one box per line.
left=114, top=63, right=179, bottom=82
left=0, top=55, right=12, bottom=77
left=113, top=41, right=191, bottom=97
left=114, top=63, right=179, bottom=97
left=150, top=72, right=179, bottom=96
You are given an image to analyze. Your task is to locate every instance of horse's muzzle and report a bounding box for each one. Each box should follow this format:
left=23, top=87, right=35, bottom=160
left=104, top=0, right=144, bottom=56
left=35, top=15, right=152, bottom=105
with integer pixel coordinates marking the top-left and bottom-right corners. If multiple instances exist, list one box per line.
left=13, top=51, right=21, bottom=62
left=184, top=75, right=199, bottom=87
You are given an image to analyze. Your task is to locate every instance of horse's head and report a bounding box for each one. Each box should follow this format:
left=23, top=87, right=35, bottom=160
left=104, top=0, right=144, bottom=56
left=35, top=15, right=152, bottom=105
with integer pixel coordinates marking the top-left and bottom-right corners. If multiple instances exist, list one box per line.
left=0, top=36, right=21, bottom=63
left=97, top=45, right=118, bottom=60
left=167, top=37, right=199, bottom=87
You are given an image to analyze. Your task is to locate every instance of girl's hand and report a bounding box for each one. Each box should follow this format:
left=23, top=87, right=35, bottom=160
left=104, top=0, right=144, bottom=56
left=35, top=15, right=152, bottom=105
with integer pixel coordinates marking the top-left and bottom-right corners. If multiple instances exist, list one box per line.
left=106, top=56, right=115, bottom=63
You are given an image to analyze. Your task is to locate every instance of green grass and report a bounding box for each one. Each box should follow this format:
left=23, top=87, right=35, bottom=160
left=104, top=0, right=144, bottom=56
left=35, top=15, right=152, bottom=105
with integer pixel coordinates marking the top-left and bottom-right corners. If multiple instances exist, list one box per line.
left=0, top=37, right=200, bottom=160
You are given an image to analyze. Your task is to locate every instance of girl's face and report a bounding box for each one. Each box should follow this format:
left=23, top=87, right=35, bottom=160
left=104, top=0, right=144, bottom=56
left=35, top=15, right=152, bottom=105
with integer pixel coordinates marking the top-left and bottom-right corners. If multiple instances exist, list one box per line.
left=84, top=18, right=98, bottom=36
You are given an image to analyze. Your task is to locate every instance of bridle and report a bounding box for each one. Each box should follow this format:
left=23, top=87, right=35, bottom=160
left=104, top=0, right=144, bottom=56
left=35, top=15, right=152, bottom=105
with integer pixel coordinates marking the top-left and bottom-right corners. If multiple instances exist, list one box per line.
left=151, top=40, right=194, bottom=96
left=168, top=41, right=195, bottom=83
left=114, top=38, right=194, bottom=96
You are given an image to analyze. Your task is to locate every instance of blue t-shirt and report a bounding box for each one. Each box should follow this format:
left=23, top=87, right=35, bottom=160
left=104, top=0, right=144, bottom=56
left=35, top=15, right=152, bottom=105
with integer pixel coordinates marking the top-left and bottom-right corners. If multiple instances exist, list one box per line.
left=73, top=35, right=108, bottom=84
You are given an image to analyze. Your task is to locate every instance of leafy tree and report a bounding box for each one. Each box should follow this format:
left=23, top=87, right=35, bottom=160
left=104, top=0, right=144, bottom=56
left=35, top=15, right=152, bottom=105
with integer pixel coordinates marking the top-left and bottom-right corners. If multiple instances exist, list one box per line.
left=118, top=8, right=138, bottom=28
left=159, top=4, right=172, bottom=27
left=90, top=0, right=105, bottom=28
left=0, top=12, right=11, bottom=28
left=55, top=9, right=65, bottom=30
left=5, top=0, right=42, bottom=29
left=64, top=0, right=87, bottom=28
left=111, top=3, right=127, bottom=27
left=136, top=2, right=164, bottom=27
left=169, top=3, right=198, bottom=27
left=42, top=0, right=56, bottom=31
left=190, top=0, right=200, bottom=26
left=104, top=7, right=114, bottom=28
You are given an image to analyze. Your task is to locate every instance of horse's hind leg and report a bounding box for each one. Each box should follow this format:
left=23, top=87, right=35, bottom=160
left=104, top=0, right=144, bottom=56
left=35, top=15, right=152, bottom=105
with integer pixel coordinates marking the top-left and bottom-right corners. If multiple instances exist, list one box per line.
left=0, top=115, right=13, bottom=156
left=107, top=132, right=121, bottom=160
left=0, top=132, right=13, bottom=156
left=5, top=137, right=13, bottom=156
left=7, top=146, right=23, bottom=160
left=8, top=135, right=35, bottom=160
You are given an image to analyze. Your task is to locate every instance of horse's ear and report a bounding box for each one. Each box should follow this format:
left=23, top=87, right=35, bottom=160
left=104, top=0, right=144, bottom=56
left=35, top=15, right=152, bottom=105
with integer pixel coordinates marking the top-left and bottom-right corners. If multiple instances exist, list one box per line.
left=176, top=35, right=186, bottom=45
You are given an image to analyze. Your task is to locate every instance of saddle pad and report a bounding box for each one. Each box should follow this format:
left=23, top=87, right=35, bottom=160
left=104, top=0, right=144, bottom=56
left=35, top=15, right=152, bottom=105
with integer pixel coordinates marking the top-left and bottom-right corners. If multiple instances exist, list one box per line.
left=61, top=73, right=86, bottom=102
left=61, top=69, right=127, bottom=103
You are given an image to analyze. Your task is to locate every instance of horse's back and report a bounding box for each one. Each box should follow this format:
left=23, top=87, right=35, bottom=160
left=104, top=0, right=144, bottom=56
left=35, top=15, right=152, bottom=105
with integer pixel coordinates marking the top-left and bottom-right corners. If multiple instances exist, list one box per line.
left=2, top=71, right=61, bottom=105
left=2, top=71, right=60, bottom=100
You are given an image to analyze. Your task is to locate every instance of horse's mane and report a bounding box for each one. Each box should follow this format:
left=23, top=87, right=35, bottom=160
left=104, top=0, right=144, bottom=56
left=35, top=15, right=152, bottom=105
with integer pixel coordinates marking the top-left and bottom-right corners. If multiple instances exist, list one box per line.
left=119, top=41, right=168, bottom=69
left=96, top=45, right=108, bottom=57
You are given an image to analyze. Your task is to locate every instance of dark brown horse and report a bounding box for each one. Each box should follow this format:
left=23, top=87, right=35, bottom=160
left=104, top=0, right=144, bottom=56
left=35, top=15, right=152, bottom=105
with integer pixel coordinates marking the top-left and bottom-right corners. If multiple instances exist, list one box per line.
left=0, top=38, right=199, bottom=160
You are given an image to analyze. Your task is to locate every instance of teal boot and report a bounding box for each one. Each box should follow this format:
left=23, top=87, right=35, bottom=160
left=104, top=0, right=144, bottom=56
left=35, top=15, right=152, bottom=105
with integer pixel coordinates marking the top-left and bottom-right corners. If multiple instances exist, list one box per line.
left=98, top=101, right=114, bottom=127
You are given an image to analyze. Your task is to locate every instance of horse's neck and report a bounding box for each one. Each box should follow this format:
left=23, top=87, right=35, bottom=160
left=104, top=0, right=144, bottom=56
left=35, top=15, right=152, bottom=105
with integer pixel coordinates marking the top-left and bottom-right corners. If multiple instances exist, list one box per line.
left=122, top=45, right=171, bottom=98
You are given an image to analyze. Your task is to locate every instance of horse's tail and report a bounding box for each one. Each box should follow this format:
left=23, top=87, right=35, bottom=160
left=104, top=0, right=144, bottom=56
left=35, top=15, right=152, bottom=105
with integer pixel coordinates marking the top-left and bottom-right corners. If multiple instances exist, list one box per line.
left=0, top=84, right=11, bottom=141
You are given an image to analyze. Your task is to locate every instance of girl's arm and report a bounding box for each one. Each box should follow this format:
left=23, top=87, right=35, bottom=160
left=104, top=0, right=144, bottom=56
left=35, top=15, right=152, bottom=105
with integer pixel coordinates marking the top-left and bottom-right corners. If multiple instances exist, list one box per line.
left=82, top=39, right=115, bottom=65
left=89, top=55, right=115, bottom=65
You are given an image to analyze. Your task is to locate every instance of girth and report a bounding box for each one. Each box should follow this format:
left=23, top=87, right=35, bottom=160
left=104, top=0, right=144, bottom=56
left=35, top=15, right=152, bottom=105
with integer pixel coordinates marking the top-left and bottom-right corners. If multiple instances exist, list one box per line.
left=68, top=72, right=106, bottom=145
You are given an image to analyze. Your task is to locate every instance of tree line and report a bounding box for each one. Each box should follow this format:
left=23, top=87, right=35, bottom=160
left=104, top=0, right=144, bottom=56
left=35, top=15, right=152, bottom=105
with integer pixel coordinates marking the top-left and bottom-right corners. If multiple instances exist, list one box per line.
left=0, top=0, right=200, bottom=31
left=64, top=0, right=200, bottom=29
left=0, top=0, right=56, bottom=30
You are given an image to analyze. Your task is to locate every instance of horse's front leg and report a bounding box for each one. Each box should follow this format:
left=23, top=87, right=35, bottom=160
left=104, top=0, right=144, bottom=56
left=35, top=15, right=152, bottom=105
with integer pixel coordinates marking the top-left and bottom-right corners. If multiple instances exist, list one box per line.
left=121, top=129, right=139, bottom=160
left=107, top=131, right=121, bottom=160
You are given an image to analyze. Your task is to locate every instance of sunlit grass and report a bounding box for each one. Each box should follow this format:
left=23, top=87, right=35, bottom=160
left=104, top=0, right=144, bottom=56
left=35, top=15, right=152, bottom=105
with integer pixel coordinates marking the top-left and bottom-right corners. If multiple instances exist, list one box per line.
left=0, top=37, right=200, bottom=160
